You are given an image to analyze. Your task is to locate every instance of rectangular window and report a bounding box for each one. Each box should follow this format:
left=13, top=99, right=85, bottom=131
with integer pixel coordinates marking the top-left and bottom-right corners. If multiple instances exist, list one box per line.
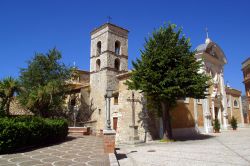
left=114, top=96, right=118, bottom=105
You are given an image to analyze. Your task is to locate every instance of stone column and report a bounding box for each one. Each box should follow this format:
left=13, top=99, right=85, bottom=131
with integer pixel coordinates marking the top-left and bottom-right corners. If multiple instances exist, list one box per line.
left=218, top=107, right=223, bottom=128
left=193, top=99, right=198, bottom=131
left=239, top=96, right=244, bottom=127
left=219, top=72, right=228, bottom=129
left=200, top=60, right=212, bottom=133
left=230, top=95, right=233, bottom=119
left=203, top=98, right=212, bottom=133
left=211, top=98, right=215, bottom=120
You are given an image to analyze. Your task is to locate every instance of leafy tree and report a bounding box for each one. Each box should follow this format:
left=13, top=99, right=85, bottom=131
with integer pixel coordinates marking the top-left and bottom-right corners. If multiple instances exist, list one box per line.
left=18, top=48, right=72, bottom=117
left=126, top=24, right=210, bottom=139
left=0, top=77, right=20, bottom=116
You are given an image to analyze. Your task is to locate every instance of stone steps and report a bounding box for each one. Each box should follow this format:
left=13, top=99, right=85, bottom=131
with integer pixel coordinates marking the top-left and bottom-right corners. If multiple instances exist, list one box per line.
left=68, top=126, right=91, bottom=135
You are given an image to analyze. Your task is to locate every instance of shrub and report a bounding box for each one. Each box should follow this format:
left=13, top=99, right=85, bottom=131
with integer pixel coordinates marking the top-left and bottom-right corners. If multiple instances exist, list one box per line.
left=213, top=118, right=220, bottom=132
left=0, top=116, right=68, bottom=154
left=230, top=116, right=237, bottom=130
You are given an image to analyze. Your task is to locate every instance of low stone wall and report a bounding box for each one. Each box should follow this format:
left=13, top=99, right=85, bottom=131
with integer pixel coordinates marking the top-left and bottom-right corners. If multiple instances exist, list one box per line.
left=68, top=127, right=91, bottom=135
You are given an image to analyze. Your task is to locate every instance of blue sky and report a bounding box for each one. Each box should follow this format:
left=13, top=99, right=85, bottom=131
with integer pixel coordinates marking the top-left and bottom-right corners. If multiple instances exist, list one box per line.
left=0, top=0, right=249, bottom=94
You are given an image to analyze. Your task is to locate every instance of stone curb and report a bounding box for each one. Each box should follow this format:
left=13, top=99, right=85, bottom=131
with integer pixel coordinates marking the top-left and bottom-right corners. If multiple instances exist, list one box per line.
left=109, top=153, right=119, bottom=166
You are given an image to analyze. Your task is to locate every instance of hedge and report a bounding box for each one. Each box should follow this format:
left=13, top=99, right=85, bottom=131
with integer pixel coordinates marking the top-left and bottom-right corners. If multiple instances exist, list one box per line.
left=0, top=116, right=68, bottom=154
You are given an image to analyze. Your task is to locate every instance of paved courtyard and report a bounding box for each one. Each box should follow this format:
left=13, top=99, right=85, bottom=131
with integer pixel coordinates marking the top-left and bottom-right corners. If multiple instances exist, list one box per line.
left=117, top=128, right=250, bottom=166
left=0, top=135, right=109, bottom=166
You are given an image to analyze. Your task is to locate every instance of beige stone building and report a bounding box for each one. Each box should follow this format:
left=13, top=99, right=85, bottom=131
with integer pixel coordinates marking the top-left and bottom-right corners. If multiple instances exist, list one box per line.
left=242, top=58, right=250, bottom=122
left=69, top=23, right=246, bottom=143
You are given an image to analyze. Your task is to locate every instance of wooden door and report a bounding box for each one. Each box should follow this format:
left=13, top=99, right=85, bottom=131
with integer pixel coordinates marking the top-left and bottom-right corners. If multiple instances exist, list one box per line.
left=113, top=117, right=118, bottom=131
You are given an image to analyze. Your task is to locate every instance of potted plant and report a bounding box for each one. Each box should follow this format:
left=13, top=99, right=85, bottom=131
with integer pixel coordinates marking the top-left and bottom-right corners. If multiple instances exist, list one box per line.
left=213, top=119, right=220, bottom=133
left=230, top=116, right=237, bottom=130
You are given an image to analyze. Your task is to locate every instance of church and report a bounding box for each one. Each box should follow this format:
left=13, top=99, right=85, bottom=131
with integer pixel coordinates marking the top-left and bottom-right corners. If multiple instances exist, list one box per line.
left=67, top=23, right=246, bottom=143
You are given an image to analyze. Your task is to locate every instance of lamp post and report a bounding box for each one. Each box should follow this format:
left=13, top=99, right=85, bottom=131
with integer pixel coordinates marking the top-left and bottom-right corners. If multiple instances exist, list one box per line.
left=103, top=89, right=116, bottom=154
left=105, top=89, right=113, bottom=130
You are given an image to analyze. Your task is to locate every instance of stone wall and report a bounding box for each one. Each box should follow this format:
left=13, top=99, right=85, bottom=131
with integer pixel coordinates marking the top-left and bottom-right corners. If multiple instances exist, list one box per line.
left=226, top=88, right=244, bottom=124
left=197, top=103, right=204, bottom=126
left=171, top=99, right=195, bottom=128
left=9, top=99, right=33, bottom=115
left=113, top=78, right=146, bottom=143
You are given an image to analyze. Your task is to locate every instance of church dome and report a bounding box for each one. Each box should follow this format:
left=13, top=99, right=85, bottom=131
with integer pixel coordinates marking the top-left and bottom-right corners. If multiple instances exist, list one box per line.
left=195, top=43, right=208, bottom=53
left=195, top=37, right=212, bottom=52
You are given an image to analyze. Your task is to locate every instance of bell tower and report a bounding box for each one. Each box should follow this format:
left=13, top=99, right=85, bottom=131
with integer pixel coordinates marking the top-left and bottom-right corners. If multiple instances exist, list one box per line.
left=89, top=23, right=129, bottom=133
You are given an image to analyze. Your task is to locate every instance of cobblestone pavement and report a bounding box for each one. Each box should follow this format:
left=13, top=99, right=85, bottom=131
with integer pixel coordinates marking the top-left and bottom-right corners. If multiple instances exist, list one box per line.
left=0, top=135, right=109, bottom=166
left=117, top=128, right=250, bottom=166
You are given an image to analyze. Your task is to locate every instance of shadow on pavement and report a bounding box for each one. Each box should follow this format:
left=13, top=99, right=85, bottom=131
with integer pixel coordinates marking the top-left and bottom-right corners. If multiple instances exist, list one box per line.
left=3, top=135, right=78, bottom=154
left=173, top=133, right=214, bottom=141
left=115, top=148, right=128, bottom=160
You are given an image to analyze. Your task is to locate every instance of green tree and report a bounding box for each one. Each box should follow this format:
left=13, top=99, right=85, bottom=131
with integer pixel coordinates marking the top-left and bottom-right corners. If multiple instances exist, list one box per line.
left=0, top=77, right=20, bottom=116
left=126, top=24, right=210, bottom=139
left=18, top=48, right=71, bottom=117
left=230, top=116, right=237, bottom=130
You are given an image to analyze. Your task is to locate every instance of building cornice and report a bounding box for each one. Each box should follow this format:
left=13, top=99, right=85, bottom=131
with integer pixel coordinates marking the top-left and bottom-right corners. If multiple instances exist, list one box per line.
left=196, top=52, right=225, bottom=66
left=226, top=87, right=241, bottom=96
left=90, top=67, right=128, bottom=74
left=116, top=71, right=132, bottom=80
left=91, top=50, right=128, bottom=59
left=91, top=23, right=129, bottom=35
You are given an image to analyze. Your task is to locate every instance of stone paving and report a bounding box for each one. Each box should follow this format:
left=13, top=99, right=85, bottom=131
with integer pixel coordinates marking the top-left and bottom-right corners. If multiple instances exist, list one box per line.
left=0, top=135, right=109, bottom=166
left=117, top=128, right=250, bottom=166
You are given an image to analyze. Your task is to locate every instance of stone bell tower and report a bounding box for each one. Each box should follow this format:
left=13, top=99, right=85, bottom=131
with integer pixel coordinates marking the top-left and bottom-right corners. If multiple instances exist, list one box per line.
left=89, top=23, right=129, bottom=133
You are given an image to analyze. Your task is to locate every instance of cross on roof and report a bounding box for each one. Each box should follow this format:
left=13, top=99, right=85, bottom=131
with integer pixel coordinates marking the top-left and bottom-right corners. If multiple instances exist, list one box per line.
left=205, top=27, right=209, bottom=39
left=107, top=16, right=112, bottom=23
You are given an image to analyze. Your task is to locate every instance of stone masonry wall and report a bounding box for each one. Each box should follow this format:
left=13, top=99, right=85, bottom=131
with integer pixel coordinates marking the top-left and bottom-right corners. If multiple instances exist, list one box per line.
left=171, top=99, right=195, bottom=128
left=114, top=79, right=146, bottom=143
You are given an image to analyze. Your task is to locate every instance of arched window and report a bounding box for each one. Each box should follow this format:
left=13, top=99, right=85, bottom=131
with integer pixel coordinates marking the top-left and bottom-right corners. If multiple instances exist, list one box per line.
left=97, top=41, right=101, bottom=55
left=233, top=99, right=238, bottom=107
left=96, top=59, right=101, bottom=71
left=114, top=58, right=120, bottom=71
left=115, top=41, right=121, bottom=55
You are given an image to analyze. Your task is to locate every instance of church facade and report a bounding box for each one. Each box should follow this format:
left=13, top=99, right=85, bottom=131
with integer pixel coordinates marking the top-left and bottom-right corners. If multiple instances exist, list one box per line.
left=68, top=23, right=246, bottom=143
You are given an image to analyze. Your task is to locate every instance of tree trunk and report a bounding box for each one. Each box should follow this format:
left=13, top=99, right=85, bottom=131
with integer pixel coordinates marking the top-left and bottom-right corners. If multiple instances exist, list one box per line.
left=6, top=99, right=11, bottom=116
left=161, top=101, right=173, bottom=139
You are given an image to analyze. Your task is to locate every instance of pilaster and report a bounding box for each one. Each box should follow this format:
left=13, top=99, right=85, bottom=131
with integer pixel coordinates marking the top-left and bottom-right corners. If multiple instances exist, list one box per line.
left=193, top=99, right=198, bottom=130
left=220, top=72, right=229, bottom=129
left=239, top=96, right=245, bottom=127
left=203, top=98, right=212, bottom=133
